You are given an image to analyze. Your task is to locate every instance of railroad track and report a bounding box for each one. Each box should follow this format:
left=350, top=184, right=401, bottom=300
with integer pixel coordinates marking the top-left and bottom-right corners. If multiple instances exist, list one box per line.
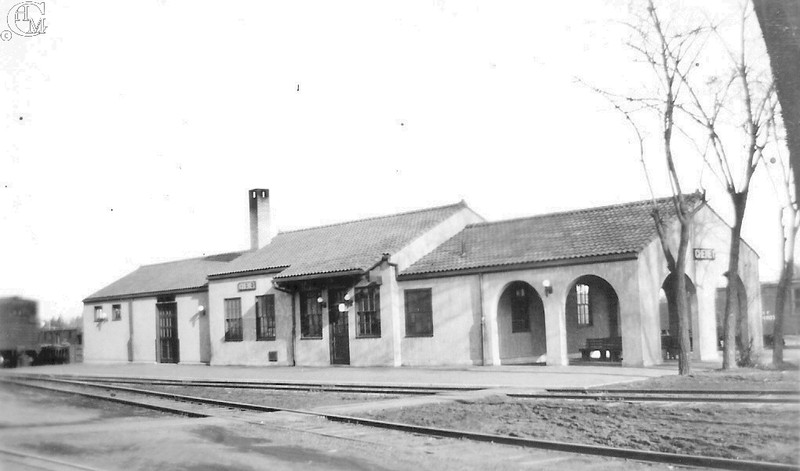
left=6, top=373, right=797, bottom=404
left=2, top=375, right=796, bottom=470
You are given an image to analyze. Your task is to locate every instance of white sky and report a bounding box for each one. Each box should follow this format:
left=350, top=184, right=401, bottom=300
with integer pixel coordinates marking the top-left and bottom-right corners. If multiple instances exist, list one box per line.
left=0, top=0, right=788, bottom=320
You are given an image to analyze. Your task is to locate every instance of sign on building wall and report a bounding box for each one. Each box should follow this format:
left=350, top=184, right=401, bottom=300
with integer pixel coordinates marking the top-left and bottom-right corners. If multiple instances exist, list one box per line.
left=237, top=281, right=256, bottom=291
left=693, top=248, right=715, bottom=260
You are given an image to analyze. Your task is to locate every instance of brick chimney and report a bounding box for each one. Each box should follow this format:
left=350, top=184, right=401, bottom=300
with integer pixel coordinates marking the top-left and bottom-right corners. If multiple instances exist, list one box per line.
left=249, top=189, right=272, bottom=250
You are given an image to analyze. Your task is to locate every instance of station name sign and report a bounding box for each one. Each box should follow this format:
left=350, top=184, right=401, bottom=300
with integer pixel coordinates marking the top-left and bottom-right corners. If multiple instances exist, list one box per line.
left=693, top=248, right=715, bottom=261
left=237, top=280, right=256, bottom=291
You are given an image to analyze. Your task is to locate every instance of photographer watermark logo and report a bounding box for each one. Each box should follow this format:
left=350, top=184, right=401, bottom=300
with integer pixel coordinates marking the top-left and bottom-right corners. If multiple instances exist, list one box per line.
left=1, top=2, right=46, bottom=41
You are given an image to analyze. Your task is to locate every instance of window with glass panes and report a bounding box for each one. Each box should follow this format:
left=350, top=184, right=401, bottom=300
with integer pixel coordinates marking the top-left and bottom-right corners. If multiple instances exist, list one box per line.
left=224, top=298, right=243, bottom=341
left=356, top=286, right=380, bottom=337
left=300, top=290, right=322, bottom=338
left=404, top=288, right=433, bottom=337
left=576, top=284, right=591, bottom=326
left=112, top=304, right=121, bottom=321
left=256, top=294, right=276, bottom=340
left=511, top=285, right=530, bottom=333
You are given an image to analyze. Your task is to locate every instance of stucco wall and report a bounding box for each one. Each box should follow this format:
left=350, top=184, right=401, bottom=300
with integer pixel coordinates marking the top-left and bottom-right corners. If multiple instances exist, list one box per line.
left=82, top=301, right=130, bottom=362
left=208, top=275, right=294, bottom=366
left=397, top=275, right=482, bottom=366
left=636, top=203, right=763, bottom=364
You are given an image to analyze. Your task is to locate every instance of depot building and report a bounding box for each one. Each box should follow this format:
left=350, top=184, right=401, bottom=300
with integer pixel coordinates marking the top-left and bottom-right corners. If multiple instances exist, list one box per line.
left=82, top=189, right=762, bottom=368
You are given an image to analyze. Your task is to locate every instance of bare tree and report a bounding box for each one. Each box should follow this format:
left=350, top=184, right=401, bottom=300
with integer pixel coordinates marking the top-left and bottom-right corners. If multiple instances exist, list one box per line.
left=675, top=2, right=777, bottom=368
left=588, top=0, right=706, bottom=375
left=768, top=135, right=799, bottom=365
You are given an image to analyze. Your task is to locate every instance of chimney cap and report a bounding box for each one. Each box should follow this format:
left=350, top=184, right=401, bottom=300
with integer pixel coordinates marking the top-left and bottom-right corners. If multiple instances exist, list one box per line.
left=249, top=189, right=270, bottom=198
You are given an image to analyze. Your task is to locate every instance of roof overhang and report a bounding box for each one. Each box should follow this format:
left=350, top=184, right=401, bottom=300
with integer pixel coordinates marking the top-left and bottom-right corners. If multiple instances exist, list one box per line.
left=272, top=269, right=366, bottom=291
left=207, top=266, right=288, bottom=281
left=398, top=252, right=639, bottom=281
left=83, top=285, right=208, bottom=304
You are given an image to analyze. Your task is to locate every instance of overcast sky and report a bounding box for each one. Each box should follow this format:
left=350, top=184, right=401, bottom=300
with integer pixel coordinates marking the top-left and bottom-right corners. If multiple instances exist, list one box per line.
left=1, top=0, right=788, bottom=320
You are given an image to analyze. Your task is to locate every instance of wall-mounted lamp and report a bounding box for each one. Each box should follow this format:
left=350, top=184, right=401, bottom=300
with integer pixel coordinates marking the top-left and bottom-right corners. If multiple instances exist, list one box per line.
left=542, top=280, right=553, bottom=297
left=198, top=305, right=206, bottom=316
left=317, top=296, right=327, bottom=308
left=338, top=303, right=347, bottom=313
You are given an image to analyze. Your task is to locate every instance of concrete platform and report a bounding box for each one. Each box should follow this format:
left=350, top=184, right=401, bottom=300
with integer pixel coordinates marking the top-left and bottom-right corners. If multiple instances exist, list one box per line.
left=0, top=362, right=693, bottom=390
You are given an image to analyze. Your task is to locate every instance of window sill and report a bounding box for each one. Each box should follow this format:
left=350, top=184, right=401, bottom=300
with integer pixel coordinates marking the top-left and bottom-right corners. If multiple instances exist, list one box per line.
left=405, top=334, right=434, bottom=338
left=257, top=337, right=277, bottom=342
left=224, top=338, right=243, bottom=342
left=300, top=336, right=323, bottom=340
left=356, top=335, right=381, bottom=339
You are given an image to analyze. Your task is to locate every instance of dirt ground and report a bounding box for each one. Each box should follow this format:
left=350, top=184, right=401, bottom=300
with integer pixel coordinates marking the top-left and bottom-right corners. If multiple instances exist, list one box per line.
left=358, top=396, right=799, bottom=464
left=607, top=368, right=800, bottom=391
left=122, top=384, right=401, bottom=409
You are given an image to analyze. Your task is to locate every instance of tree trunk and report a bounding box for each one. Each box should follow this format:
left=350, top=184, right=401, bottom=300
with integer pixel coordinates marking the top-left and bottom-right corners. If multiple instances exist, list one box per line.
left=722, top=192, right=747, bottom=369
left=676, top=219, right=693, bottom=375
left=773, top=210, right=798, bottom=366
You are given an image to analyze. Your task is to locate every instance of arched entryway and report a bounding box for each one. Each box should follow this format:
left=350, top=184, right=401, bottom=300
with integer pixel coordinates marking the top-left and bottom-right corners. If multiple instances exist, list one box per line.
left=565, top=275, right=621, bottom=361
left=660, top=274, right=699, bottom=359
left=497, top=281, right=546, bottom=364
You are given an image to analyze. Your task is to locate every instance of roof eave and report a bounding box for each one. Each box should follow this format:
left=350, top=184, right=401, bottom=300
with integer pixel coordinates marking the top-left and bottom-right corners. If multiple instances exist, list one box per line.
left=83, top=285, right=209, bottom=304
left=398, top=252, right=639, bottom=281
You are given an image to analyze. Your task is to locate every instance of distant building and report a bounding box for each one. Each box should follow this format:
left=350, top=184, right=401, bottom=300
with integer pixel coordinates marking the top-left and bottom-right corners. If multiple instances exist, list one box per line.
left=39, top=328, right=83, bottom=346
left=716, top=270, right=800, bottom=340
left=0, top=296, right=39, bottom=366
left=83, top=190, right=762, bottom=368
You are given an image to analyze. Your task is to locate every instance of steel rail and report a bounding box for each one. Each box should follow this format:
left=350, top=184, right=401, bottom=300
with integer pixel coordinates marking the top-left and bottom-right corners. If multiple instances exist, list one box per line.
left=3, top=377, right=796, bottom=471
left=0, top=446, right=107, bottom=471
left=550, top=388, right=800, bottom=396
left=4, top=373, right=477, bottom=394
left=509, top=392, right=800, bottom=404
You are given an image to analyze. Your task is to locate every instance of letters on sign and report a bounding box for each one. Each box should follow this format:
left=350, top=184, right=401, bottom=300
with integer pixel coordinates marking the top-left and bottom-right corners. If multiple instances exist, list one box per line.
left=693, top=248, right=715, bottom=261
left=237, top=281, right=256, bottom=291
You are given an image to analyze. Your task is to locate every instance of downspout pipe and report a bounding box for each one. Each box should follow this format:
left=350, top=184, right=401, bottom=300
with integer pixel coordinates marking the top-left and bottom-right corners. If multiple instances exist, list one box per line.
left=272, top=280, right=297, bottom=366
left=478, top=273, right=486, bottom=366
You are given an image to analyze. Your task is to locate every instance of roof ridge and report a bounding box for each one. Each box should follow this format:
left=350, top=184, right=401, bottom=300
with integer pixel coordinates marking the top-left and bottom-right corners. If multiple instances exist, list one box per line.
left=139, top=250, right=250, bottom=268
left=464, top=192, right=701, bottom=229
left=276, top=201, right=467, bottom=235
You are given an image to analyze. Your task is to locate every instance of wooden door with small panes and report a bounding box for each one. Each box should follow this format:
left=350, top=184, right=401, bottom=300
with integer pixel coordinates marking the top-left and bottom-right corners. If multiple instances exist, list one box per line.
left=156, top=302, right=179, bottom=363
left=328, top=289, right=350, bottom=365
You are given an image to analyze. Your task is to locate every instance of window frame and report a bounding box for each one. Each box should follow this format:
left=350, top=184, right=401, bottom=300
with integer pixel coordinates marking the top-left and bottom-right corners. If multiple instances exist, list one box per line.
left=355, top=285, right=381, bottom=338
left=510, top=285, right=531, bottom=333
left=224, top=297, right=243, bottom=342
left=576, top=283, right=592, bottom=326
left=93, top=306, right=103, bottom=321
left=300, top=290, right=323, bottom=339
left=404, top=288, right=433, bottom=337
left=256, top=294, right=276, bottom=341
left=111, top=304, right=122, bottom=321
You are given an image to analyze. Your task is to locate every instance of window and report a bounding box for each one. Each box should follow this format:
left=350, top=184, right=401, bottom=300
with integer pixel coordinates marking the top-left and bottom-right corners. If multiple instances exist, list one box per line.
left=224, top=298, right=243, bottom=341
left=94, top=306, right=103, bottom=321
left=256, top=294, right=276, bottom=340
left=511, top=285, right=530, bottom=333
left=576, top=284, right=591, bottom=326
left=794, top=287, right=800, bottom=315
left=300, top=290, right=322, bottom=338
left=405, top=288, right=433, bottom=337
left=356, top=286, right=381, bottom=338
left=112, top=304, right=121, bottom=321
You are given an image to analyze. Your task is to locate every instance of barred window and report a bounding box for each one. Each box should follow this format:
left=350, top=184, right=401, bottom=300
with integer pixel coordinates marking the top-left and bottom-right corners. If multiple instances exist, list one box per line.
left=356, top=286, right=381, bottom=338
left=112, top=304, right=122, bottom=321
left=300, top=290, right=322, bottom=338
left=576, top=284, right=591, bottom=326
left=511, top=285, right=530, bottom=333
left=224, top=298, right=243, bottom=341
left=405, top=288, right=433, bottom=337
left=256, top=294, right=276, bottom=340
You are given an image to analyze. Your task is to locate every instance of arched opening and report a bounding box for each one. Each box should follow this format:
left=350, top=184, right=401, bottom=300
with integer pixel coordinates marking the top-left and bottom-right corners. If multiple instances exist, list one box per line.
left=497, top=281, right=546, bottom=364
left=660, top=274, right=698, bottom=359
left=565, top=275, right=621, bottom=362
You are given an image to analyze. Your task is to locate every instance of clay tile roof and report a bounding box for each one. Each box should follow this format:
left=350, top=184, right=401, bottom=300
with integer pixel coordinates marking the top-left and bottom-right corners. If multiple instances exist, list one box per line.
left=211, top=201, right=469, bottom=279
left=83, top=251, right=247, bottom=302
left=400, top=193, right=705, bottom=277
